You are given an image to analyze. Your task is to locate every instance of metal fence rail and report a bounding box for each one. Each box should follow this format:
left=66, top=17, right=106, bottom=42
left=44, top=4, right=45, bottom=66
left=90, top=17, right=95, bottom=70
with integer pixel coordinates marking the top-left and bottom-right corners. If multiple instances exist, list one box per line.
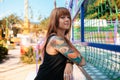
left=68, top=0, right=120, bottom=80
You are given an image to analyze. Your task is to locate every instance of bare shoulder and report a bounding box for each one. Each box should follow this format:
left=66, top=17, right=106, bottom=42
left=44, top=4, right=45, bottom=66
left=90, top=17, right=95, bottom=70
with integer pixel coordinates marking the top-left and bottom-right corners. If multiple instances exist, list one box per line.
left=48, top=35, right=71, bottom=54
left=49, top=36, right=66, bottom=47
left=46, top=36, right=63, bottom=55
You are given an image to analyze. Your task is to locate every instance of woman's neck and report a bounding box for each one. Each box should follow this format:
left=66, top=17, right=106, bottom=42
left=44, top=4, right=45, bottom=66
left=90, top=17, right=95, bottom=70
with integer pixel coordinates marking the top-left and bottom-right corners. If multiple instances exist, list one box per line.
left=56, top=29, right=65, bottom=37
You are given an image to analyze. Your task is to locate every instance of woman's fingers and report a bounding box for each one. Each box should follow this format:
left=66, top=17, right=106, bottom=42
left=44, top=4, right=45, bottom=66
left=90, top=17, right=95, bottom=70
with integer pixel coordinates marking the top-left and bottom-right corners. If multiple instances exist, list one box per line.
left=64, top=63, right=73, bottom=80
left=64, top=73, right=73, bottom=80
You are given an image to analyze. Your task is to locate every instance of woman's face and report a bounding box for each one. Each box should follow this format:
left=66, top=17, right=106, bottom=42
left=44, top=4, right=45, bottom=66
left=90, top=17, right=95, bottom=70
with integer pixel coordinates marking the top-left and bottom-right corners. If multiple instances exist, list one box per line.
left=58, top=15, right=71, bottom=30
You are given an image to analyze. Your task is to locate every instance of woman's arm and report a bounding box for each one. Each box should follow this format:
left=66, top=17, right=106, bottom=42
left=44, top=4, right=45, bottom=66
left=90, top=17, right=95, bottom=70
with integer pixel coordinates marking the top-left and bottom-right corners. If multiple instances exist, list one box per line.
left=64, top=37, right=86, bottom=66
left=49, top=36, right=86, bottom=66
left=64, top=34, right=74, bottom=80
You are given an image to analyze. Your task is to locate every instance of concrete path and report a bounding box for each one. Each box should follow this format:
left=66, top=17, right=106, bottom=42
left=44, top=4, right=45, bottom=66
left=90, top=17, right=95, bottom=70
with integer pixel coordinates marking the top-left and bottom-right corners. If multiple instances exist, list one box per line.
left=0, top=46, right=36, bottom=80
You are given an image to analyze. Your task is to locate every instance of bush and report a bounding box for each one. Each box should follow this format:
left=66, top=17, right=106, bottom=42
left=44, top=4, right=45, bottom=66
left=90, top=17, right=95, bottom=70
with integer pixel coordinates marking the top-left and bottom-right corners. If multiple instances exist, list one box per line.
left=20, top=46, right=40, bottom=64
left=0, top=44, right=8, bottom=62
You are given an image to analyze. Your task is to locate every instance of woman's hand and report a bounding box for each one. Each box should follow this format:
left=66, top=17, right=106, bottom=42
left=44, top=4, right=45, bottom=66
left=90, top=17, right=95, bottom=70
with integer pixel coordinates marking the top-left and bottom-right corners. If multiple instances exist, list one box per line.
left=64, top=63, right=73, bottom=80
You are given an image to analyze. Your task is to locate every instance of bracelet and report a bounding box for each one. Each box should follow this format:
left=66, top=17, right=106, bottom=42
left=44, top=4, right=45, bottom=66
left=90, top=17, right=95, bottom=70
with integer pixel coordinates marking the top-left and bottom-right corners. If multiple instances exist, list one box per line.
left=66, top=59, right=74, bottom=64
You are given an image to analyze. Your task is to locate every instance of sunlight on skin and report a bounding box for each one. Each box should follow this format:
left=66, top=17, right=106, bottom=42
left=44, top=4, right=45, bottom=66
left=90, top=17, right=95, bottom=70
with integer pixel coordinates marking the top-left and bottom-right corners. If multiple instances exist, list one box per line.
left=50, top=36, right=82, bottom=64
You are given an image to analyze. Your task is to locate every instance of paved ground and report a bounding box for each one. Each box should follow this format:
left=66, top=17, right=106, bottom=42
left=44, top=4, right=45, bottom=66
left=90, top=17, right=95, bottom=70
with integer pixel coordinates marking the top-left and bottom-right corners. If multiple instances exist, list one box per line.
left=0, top=46, right=36, bottom=80
left=0, top=46, right=86, bottom=80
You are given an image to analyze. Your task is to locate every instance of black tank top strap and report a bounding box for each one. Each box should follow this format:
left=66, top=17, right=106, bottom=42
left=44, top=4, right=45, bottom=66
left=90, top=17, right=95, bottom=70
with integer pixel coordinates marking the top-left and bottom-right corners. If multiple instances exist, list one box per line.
left=45, top=34, right=56, bottom=48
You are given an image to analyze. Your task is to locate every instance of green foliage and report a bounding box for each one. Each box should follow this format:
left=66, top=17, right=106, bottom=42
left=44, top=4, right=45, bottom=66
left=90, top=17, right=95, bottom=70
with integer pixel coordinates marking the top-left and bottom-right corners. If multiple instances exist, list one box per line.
left=0, top=14, right=22, bottom=28
left=7, top=14, right=19, bottom=24
left=84, top=0, right=120, bottom=20
left=0, top=44, right=8, bottom=62
left=0, top=39, right=7, bottom=46
left=85, top=25, right=114, bottom=31
left=39, top=18, right=49, bottom=30
left=0, top=14, right=23, bottom=38
left=20, top=46, right=40, bottom=64
left=31, top=18, right=49, bottom=33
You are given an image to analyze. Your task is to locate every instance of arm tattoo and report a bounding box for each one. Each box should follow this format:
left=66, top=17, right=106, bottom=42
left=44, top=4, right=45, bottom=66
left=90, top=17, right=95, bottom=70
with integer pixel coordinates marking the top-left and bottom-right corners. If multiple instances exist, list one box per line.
left=51, top=36, right=69, bottom=53
left=64, top=50, right=82, bottom=64
left=50, top=36, right=82, bottom=64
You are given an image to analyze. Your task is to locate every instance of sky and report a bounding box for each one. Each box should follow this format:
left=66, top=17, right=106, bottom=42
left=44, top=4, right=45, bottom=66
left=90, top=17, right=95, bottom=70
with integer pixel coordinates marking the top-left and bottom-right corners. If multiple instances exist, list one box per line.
left=0, top=0, right=70, bottom=22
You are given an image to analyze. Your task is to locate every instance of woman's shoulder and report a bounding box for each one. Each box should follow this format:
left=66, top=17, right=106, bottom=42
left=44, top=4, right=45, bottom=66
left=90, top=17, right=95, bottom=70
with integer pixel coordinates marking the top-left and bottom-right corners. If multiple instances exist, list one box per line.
left=49, top=35, right=58, bottom=42
left=48, top=35, right=65, bottom=46
left=50, top=35, right=64, bottom=41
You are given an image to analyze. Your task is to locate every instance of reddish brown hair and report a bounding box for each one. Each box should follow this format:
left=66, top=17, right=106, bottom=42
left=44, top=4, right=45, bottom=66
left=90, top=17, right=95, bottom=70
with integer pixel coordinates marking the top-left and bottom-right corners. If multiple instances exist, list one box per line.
left=41, top=7, right=71, bottom=56
left=46, top=7, right=71, bottom=38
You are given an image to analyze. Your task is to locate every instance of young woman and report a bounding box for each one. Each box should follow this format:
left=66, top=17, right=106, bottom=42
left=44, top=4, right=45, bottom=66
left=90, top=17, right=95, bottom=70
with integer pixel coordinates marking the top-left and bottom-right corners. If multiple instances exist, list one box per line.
left=34, top=7, right=86, bottom=80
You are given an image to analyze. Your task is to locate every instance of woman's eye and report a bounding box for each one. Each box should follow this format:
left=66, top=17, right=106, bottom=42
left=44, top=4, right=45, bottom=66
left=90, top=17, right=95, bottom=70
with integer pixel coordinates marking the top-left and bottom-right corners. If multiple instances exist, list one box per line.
left=67, top=16, right=70, bottom=19
left=60, top=16, right=65, bottom=19
left=60, top=16, right=70, bottom=19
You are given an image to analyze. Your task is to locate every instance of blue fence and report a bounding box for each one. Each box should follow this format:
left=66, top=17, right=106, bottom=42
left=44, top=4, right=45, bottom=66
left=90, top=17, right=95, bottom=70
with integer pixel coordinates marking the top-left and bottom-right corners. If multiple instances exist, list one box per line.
left=68, top=0, right=120, bottom=80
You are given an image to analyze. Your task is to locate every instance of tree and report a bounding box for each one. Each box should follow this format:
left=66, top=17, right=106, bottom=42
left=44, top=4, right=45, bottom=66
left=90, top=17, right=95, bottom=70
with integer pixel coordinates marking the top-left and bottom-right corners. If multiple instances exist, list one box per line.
left=39, top=17, right=49, bottom=30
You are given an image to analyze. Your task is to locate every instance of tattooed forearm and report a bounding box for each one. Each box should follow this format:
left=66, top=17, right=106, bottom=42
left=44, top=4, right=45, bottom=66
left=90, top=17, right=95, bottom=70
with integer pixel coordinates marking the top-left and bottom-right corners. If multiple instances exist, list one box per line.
left=71, top=56, right=82, bottom=64
left=50, top=36, right=82, bottom=64
left=64, top=50, right=82, bottom=64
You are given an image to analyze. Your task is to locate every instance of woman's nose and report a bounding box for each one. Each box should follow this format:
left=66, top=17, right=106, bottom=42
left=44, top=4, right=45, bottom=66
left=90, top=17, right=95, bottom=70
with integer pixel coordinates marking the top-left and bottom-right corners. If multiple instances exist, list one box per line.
left=65, top=17, right=69, bottom=21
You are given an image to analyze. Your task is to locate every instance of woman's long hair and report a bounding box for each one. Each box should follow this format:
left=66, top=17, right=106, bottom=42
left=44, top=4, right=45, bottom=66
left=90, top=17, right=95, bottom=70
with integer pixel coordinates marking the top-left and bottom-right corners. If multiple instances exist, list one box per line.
left=41, top=7, right=72, bottom=58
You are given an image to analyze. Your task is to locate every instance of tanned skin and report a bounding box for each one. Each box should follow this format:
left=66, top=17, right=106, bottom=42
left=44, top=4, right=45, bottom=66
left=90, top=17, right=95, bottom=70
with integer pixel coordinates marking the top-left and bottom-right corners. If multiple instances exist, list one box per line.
left=46, top=36, right=86, bottom=66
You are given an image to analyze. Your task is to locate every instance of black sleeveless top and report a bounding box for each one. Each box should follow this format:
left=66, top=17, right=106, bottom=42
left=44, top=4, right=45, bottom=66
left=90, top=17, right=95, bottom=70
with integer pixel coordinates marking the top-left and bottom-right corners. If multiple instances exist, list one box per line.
left=34, top=35, right=67, bottom=80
